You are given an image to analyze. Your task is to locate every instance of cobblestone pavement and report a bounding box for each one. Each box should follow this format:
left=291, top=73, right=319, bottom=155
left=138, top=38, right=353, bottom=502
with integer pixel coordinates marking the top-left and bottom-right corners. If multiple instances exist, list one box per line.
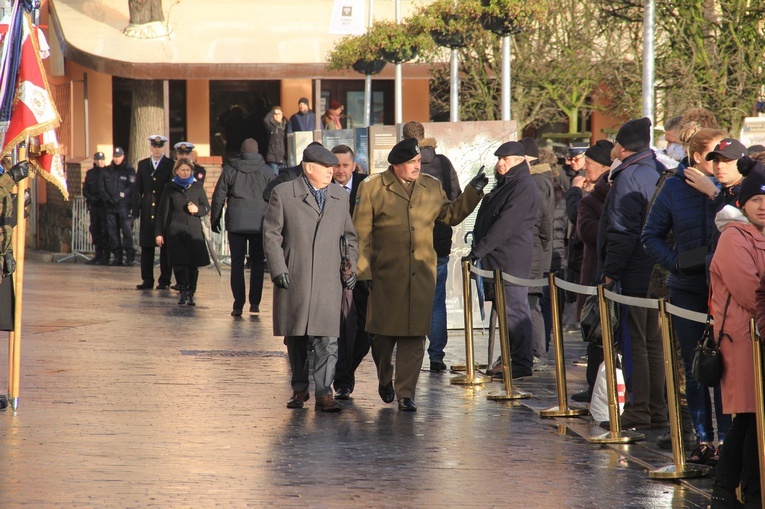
left=0, top=260, right=713, bottom=508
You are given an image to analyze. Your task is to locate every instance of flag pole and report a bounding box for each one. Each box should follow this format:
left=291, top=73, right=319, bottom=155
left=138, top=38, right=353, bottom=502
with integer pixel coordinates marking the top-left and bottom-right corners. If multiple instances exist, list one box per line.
left=9, top=141, right=26, bottom=410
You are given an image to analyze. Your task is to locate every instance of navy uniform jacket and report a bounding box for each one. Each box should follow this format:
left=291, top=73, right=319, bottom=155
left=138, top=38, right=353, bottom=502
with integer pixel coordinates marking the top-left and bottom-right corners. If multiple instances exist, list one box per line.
left=99, top=162, right=135, bottom=212
left=132, top=155, right=174, bottom=247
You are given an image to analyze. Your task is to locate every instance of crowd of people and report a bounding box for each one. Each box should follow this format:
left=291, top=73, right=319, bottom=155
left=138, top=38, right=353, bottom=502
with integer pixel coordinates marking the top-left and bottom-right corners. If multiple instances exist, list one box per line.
left=81, top=106, right=764, bottom=507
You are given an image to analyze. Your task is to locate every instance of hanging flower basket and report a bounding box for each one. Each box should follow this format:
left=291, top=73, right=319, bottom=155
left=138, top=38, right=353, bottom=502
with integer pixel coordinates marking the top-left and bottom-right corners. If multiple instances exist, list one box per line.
left=380, top=46, right=419, bottom=64
left=351, top=59, right=387, bottom=75
left=430, top=30, right=467, bottom=48
left=478, top=13, right=521, bottom=35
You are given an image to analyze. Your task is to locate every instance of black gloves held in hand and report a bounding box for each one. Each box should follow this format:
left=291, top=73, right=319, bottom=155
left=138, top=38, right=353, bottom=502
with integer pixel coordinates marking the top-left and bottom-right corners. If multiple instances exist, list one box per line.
left=468, top=169, right=489, bottom=194
left=344, top=272, right=357, bottom=290
left=211, top=219, right=221, bottom=234
left=273, top=273, right=290, bottom=289
left=8, top=161, right=29, bottom=183
left=461, top=251, right=478, bottom=263
left=3, top=249, right=15, bottom=277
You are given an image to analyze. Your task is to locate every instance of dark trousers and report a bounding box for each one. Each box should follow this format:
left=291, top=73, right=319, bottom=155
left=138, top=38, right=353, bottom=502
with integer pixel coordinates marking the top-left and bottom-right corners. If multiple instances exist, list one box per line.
left=106, top=208, right=134, bottom=261
left=715, top=413, right=760, bottom=505
left=334, top=283, right=370, bottom=393
left=228, top=232, right=264, bottom=311
left=140, top=245, right=172, bottom=286
left=173, top=265, right=199, bottom=293
left=493, top=283, right=534, bottom=377
left=670, top=287, right=730, bottom=442
left=88, top=205, right=108, bottom=258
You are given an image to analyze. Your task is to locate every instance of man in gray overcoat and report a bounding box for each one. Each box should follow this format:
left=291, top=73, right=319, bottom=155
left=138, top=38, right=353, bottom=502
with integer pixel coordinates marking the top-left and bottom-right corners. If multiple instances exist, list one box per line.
left=263, top=145, right=358, bottom=412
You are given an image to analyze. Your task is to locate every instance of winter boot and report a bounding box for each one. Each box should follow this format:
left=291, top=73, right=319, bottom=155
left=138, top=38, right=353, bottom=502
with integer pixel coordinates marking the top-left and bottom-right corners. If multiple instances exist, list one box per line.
left=186, top=292, right=196, bottom=306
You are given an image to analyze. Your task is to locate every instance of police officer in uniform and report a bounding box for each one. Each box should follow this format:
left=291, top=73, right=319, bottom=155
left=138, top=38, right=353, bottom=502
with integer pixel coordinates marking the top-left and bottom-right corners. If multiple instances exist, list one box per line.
left=99, top=147, right=136, bottom=266
left=174, top=141, right=206, bottom=188
left=134, top=135, right=175, bottom=289
left=353, top=138, right=487, bottom=411
left=83, top=152, right=109, bottom=265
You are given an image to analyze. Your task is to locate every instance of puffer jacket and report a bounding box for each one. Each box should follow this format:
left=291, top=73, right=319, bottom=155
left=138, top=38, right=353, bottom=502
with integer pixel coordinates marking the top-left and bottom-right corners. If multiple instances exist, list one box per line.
left=211, top=153, right=275, bottom=234
left=597, top=149, right=665, bottom=296
left=642, top=166, right=717, bottom=294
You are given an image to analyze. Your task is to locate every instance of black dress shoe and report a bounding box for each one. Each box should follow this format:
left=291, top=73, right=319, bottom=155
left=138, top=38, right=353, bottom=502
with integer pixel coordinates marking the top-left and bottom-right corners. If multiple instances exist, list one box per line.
left=156, top=284, right=170, bottom=290
left=378, top=383, right=395, bottom=403
left=571, top=389, right=592, bottom=403
left=170, top=284, right=180, bottom=291
left=287, top=391, right=310, bottom=409
left=335, top=388, right=351, bottom=400
left=656, top=430, right=699, bottom=450
left=398, top=398, right=417, bottom=411
left=231, top=309, right=243, bottom=317
left=250, top=305, right=260, bottom=313
left=430, top=361, right=448, bottom=372
left=0, top=394, right=7, bottom=410
left=136, top=282, right=153, bottom=290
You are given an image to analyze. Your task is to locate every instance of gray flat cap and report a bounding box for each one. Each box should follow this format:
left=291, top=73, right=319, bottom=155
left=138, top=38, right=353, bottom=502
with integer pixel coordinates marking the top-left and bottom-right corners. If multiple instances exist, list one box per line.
left=303, top=145, right=338, bottom=167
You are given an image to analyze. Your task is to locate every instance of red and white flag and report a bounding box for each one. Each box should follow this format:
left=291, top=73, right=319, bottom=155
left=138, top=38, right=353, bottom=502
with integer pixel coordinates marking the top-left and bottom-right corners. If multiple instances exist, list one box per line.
left=0, top=12, right=66, bottom=199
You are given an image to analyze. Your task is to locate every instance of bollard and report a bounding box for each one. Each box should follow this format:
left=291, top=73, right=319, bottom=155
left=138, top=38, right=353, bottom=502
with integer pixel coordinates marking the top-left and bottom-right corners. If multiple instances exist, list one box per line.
left=451, top=261, right=491, bottom=386
left=540, top=273, right=587, bottom=417
left=649, top=299, right=703, bottom=479
left=750, top=318, right=765, bottom=499
left=589, top=284, right=644, bottom=444
left=487, top=269, right=531, bottom=400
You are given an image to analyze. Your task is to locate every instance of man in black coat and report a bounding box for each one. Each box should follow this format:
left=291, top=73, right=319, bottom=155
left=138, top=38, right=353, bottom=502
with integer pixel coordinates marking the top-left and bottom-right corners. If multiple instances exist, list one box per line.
left=402, top=121, right=462, bottom=372
left=83, top=152, right=109, bottom=265
left=133, top=135, right=175, bottom=289
left=329, top=144, right=369, bottom=399
left=466, top=141, right=539, bottom=379
left=210, top=138, right=275, bottom=316
left=99, top=147, right=136, bottom=266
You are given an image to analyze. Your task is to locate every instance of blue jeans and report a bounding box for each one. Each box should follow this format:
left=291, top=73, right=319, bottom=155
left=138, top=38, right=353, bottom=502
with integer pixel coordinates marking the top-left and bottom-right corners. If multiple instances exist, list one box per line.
left=670, top=287, right=730, bottom=442
left=428, top=256, right=449, bottom=363
left=268, top=163, right=285, bottom=175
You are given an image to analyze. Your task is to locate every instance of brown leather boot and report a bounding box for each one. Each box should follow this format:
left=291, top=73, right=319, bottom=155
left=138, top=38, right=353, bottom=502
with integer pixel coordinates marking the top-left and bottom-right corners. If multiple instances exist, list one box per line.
left=315, top=394, right=342, bottom=412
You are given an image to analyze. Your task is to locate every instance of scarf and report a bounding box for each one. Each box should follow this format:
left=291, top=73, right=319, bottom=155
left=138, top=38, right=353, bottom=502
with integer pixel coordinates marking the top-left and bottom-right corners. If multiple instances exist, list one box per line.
left=302, top=174, right=327, bottom=213
left=173, top=174, right=195, bottom=188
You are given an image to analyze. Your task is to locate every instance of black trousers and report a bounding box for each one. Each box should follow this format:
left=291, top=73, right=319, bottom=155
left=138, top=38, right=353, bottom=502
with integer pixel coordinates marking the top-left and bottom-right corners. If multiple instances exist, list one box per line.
left=88, top=205, right=108, bottom=257
left=228, top=232, right=264, bottom=310
left=140, top=245, right=172, bottom=286
left=334, top=283, right=370, bottom=392
left=106, top=208, right=134, bottom=260
left=715, top=413, right=760, bottom=504
left=173, top=265, right=199, bottom=293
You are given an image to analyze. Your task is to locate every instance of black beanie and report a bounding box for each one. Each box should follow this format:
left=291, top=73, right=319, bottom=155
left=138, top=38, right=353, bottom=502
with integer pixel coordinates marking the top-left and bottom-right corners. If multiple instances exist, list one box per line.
left=584, top=140, right=614, bottom=167
left=737, top=157, right=765, bottom=207
left=616, top=117, right=651, bottom=152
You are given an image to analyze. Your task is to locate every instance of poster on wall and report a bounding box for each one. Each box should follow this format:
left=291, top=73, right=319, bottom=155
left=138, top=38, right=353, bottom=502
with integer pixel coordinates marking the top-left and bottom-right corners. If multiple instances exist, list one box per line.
left=740, top=117, right=765, bottom=147
left=322, top=129, right=356, bottom=152
left=368, top=125, right=397, bottom=174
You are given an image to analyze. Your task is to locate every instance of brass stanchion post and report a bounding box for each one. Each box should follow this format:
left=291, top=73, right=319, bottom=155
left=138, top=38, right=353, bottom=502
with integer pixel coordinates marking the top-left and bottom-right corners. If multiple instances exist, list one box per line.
left=488, top=268, right=530, bottom=400
left=649, top=299, right=703, bottom=478
left=541, top=273, right=587, bottom=417
left=750, top=318, right=765, bottom=498
left=589, top=284, right=644, bottom=443
left=451, top=261, right=490, bottom=386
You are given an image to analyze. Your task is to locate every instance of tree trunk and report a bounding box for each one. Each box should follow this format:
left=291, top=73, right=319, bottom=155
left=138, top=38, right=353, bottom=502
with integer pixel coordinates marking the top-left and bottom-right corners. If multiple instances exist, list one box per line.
left=129, top=80, right=165, bottom=167
left=128, top=0, right=164, bottom=24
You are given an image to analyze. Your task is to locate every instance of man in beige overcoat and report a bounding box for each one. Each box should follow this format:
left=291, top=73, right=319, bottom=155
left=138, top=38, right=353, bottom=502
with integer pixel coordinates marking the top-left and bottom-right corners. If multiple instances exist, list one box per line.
left=352, top=137, right=487, bottom=411
left=263, top=145, right=358, bottom=412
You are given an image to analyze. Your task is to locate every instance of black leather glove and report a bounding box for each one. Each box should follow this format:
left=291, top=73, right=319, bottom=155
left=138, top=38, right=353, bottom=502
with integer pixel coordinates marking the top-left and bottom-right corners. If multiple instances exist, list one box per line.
left=468, top=168, right=489, bottom=194
left=273, top=273, right=290, bottom=289
left=211, top=219, right=221, bottom=234
left=462, top=251, right=478, bottom=263
left=344, top=272, right=357, bottom=290
left=7, top=161, right=29, bottom=183
left=3, top=249, right=15, bottom=277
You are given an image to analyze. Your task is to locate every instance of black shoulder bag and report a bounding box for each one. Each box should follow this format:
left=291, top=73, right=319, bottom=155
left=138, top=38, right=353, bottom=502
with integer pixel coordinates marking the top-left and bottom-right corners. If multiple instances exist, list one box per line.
left=691, top=293, right=732, bottom=387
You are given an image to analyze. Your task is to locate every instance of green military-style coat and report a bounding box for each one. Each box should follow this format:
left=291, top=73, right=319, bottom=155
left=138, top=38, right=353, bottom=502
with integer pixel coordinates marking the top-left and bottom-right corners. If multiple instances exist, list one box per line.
left=352, top=167, right=482, bottom=336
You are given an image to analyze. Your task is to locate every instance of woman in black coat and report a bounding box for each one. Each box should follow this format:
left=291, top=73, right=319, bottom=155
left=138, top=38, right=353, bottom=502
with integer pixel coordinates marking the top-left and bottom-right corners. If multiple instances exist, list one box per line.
left=155, top=158, right=211, bottom=305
